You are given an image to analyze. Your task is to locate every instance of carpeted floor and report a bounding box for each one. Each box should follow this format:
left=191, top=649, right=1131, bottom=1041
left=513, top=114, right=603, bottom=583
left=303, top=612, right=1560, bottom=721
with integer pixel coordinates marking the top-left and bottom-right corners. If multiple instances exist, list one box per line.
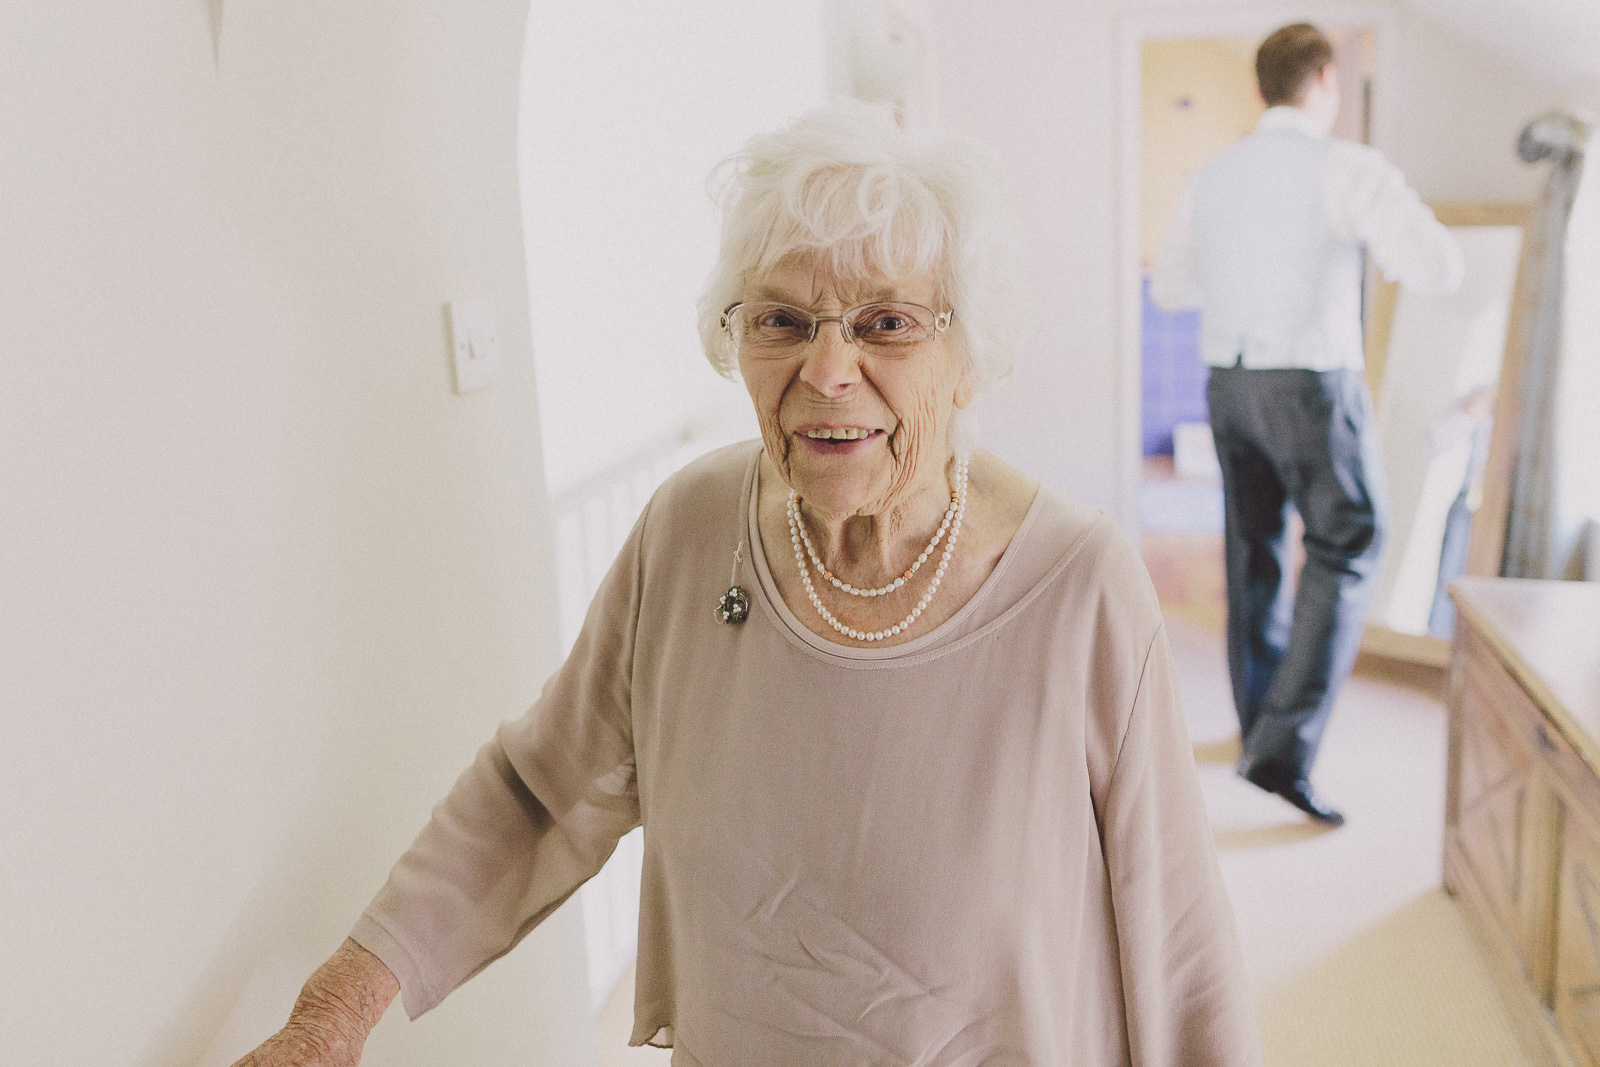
left=593, top=526, right=1532, bottom=1066
left=1254, top=891, right=1530, bottom=1065
left=1155, top=524, right=1529, bottom=1066
left=1173, top=609, right=1529, bottom=1065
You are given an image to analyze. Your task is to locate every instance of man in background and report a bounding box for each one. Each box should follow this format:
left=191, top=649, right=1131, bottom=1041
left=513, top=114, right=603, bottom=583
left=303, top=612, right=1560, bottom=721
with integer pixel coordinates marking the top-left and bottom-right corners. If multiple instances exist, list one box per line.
left=1152, top=22, right=1462, bottom=826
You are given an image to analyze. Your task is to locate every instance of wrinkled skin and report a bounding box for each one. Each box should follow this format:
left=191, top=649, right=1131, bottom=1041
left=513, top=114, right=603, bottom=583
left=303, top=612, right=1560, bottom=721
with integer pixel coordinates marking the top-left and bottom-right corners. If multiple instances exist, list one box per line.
left=229, top=939, right=398, bottom=1067
left=738, top=257, right=975, bottom=583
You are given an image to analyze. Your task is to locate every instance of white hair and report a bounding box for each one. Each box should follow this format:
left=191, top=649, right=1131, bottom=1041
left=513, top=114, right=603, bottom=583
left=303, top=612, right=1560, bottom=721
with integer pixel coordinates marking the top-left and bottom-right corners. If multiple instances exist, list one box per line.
left=697, top=99, right=1025, bottom=396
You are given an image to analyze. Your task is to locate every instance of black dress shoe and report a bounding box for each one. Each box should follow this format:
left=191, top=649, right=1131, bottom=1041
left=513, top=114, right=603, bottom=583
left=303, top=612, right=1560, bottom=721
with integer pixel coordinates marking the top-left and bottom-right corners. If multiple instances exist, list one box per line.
left=1241, top=766, right=1346, bottom=826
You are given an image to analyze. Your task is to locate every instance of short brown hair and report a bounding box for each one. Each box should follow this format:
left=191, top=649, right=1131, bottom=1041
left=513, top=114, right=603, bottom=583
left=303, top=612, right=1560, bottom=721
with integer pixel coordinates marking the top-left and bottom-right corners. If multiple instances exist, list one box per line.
left=1255, top=23, right=1333, bottom=106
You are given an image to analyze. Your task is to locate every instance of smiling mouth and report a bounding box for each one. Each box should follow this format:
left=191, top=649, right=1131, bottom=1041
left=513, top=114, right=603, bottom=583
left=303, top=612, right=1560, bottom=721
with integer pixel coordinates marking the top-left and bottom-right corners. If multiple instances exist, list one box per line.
left=800, top=427, right=882, bottom=441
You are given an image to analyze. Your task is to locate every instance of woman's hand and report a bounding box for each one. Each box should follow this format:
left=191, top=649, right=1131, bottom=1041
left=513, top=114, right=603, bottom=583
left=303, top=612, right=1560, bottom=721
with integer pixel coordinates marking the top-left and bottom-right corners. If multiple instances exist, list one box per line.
left=229, top=939, right=400, bottom=1067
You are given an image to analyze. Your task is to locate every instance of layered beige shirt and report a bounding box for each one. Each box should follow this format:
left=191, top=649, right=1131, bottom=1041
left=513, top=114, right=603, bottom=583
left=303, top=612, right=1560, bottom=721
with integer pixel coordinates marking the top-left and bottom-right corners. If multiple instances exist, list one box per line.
left=352, top=443, right=1260, bottom=1065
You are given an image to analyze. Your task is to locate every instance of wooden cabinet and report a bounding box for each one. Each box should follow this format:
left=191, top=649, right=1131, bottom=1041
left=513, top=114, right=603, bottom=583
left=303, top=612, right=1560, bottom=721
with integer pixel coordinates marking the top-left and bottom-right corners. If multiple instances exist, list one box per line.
left=1447, top=578, right=1600, bottom=1066
left=1555, top=803, right=1600, bottom=1060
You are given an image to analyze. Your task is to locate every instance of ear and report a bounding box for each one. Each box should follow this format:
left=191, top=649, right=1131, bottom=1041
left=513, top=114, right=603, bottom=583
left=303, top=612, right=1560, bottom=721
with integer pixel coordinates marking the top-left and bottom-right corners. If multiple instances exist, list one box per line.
left=1318, top=63, right=1340, bottom=95
left=953, top=367, right=978, bottom=410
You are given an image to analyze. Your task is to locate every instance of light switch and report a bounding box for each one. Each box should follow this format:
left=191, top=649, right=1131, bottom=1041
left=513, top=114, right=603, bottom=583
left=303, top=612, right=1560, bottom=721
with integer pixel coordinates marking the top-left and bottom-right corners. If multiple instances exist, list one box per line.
left=447, top=297, right=500, bottom=393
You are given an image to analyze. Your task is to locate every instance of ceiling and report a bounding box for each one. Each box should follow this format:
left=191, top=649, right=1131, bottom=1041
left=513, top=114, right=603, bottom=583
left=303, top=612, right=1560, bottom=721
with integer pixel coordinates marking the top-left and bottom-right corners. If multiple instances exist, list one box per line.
left=1405, top=0, right=1600, bottom=85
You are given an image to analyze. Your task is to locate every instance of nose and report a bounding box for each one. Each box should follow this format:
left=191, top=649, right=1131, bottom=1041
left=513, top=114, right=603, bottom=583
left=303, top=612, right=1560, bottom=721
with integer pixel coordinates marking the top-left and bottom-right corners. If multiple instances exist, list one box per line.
left=797, top=319, right=861, bottom=396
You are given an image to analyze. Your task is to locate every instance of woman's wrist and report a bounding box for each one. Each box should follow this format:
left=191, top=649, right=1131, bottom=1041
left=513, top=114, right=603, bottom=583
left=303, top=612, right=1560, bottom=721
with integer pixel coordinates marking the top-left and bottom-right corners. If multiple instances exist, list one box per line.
left=287, top=939, right=399, bottom=1049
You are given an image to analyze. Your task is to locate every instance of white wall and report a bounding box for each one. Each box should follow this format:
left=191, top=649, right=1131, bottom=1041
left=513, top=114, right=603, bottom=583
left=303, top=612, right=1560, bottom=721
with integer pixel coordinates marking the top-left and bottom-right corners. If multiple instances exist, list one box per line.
left=521, top=2, right=827, bottom=498
left=0, top=3, right=592, bottom=1065
left=919, top=0, right=1597, bottom=528
left=1382, top=6, right=1593, bottom=203
left=3, top=1, right=840, bottom=1063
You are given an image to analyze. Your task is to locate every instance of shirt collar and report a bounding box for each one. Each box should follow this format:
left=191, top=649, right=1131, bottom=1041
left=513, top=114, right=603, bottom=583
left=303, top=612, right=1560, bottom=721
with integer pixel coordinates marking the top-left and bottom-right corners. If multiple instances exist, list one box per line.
left=1257, top=105, right=1327, bottom=137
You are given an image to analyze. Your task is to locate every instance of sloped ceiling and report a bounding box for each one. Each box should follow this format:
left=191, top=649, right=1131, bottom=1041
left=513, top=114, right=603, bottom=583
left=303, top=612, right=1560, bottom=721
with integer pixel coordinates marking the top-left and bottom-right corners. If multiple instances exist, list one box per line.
left=1405, top=0, right=1600, bottom=84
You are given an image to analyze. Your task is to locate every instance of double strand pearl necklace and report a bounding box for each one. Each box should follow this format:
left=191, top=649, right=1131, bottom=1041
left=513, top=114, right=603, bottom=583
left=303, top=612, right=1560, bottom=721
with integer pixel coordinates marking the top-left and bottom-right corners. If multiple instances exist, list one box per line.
left=786, top=456, right=969, bottom=643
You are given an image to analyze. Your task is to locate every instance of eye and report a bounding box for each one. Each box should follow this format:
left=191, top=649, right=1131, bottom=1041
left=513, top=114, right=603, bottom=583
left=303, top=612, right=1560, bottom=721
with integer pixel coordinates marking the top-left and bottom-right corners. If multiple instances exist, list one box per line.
left=753, top=306, right=807, bottom=330
left=732, top=303, right=814, bottom=354
left=851, top=303, right=930, bottom=345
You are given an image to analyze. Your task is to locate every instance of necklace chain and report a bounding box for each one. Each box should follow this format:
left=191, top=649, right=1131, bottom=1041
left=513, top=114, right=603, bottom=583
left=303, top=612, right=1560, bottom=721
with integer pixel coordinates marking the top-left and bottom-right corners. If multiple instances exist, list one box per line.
left=787, top=457, right=969, bottom=643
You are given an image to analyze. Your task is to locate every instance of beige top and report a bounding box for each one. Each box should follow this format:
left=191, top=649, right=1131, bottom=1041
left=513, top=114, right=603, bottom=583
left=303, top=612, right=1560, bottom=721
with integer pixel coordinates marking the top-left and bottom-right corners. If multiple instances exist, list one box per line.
left=352, top=443, right=1260, bottom=1066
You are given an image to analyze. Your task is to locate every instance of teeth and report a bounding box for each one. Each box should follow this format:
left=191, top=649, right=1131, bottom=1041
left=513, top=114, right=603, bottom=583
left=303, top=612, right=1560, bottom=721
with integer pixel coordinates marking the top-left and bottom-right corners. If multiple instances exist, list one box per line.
left=804, top=428, right=873, bottom=440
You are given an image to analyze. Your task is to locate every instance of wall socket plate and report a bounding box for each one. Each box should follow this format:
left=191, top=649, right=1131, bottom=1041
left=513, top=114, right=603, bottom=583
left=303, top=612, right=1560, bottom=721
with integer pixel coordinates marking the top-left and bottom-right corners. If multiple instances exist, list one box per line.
left=447, top=297, right=500, bottom=393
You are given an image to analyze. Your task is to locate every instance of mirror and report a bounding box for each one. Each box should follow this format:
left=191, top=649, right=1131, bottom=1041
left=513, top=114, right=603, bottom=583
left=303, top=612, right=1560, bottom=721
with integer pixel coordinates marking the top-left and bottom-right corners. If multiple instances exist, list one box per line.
left=1361, top=203, right=1534, bottom=667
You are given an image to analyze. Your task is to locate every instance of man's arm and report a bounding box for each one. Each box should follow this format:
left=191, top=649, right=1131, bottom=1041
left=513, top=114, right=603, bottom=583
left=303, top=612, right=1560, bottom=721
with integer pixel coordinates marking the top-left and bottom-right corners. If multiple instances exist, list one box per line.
left=230, top=939, right=399, bottom=1067
left=1149, top=181, right=1203, bottom=311
left=1328, top=142, right=1464, bottom=295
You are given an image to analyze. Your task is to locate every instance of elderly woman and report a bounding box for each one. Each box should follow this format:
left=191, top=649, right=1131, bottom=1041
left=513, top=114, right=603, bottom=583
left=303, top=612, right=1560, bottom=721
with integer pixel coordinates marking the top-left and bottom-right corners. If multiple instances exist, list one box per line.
left=236, top=102, right=1259, bottom=1066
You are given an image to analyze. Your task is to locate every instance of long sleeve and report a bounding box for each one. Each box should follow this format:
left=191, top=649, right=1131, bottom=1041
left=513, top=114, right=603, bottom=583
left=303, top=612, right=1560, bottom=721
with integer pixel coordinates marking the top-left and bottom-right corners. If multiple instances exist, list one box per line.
left=1325, top=141, right=1464, bottom=295
left=1149, top=181, right=1203, bottom=311
left=351, top=505, right=649, bottom=1019
left=1103, top=625, right=1263, bottom=1066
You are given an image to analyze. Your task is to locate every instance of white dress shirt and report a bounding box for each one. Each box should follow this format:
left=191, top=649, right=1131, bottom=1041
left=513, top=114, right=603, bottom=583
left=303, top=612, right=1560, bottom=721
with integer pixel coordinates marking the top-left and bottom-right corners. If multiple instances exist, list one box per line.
left=1151, top=106, right=1463, bottom=371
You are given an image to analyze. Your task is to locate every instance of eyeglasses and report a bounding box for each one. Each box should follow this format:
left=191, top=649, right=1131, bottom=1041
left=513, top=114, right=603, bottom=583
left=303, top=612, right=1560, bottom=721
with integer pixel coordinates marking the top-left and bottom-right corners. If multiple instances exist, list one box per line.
left=720, top=300, right=954, bottom=358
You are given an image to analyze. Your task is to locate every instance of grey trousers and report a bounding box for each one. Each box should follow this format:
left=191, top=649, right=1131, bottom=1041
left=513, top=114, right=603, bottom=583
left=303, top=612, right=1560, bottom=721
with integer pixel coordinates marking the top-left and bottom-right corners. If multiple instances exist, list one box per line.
left=1206, top=366, right=1387, bottom=782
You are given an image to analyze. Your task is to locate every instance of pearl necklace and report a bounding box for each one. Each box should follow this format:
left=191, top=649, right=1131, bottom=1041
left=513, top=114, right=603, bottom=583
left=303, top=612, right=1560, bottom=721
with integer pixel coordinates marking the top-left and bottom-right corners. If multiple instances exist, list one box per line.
left=793, top=471, right=962, bottom=598
left=786, top=457, right=969, bottom=643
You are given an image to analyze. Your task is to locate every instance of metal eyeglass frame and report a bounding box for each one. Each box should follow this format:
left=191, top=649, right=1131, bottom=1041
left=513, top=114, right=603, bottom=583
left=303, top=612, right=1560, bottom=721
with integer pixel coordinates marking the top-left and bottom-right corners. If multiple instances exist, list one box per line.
left=719, top=301, right=955, bottom=355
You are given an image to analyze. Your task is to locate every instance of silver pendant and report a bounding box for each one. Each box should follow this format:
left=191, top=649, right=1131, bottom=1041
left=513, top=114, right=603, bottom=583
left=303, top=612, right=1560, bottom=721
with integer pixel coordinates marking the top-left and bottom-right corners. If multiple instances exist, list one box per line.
left=717, top=540, right=749, bottom=625
left=716, top=585, right=750, bottom=625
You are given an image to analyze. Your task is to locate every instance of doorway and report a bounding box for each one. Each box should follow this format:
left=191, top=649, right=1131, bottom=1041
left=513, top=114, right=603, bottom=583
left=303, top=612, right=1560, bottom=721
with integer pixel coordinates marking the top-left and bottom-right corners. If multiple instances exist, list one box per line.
left=1121, top=12, right=1385, bottom=621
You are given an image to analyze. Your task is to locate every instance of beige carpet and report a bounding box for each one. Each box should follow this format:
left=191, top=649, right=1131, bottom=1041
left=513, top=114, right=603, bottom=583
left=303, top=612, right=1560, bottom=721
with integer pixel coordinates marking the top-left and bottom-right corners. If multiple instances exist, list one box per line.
left=1172, top=607, right=1530, bottom=1066
left=1255, top=891, right=1528, bottom=1065
left=593, top=604, right=1530, bottom=1066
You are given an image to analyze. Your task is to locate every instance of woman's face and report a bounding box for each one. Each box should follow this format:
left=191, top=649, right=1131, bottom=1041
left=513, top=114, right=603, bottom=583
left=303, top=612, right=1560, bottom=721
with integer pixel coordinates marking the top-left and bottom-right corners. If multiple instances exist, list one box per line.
left=737, top=256, right=974, bottom=519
